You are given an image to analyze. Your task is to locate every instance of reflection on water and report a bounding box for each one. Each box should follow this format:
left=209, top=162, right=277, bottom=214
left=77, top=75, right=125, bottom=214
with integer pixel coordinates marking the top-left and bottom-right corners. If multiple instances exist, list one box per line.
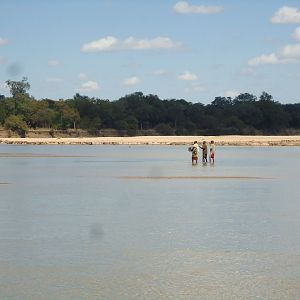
left=0, top=145, right=300, bottom=299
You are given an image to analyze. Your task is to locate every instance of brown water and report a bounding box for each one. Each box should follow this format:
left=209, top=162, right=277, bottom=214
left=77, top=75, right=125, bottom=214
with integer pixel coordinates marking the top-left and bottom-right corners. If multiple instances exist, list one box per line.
left=0, top=145, right=300, bottom=299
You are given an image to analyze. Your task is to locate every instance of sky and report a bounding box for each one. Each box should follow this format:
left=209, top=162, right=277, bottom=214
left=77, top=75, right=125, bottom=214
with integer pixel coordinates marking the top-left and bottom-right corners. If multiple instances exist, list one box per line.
left=1, top=0, right=300, bottom=104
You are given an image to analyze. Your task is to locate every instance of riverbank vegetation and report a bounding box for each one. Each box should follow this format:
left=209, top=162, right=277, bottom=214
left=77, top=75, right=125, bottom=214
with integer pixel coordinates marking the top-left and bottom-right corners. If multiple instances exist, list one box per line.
left=0, top=78, right=299, bottom=137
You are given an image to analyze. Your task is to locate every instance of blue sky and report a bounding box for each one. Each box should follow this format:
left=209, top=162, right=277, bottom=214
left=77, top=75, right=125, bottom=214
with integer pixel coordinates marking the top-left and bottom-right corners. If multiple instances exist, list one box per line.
left=1, top=0, right=300, bottom=104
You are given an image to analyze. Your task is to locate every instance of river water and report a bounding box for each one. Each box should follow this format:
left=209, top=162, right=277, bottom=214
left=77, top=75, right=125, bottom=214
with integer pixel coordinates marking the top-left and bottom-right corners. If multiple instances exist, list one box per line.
left=0, top=145, right=300, bottom=299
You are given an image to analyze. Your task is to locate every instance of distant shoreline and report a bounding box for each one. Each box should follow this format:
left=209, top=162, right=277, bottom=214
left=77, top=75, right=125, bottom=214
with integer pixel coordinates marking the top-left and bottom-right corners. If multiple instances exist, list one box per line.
left=1, top=135, right=300, bottom=146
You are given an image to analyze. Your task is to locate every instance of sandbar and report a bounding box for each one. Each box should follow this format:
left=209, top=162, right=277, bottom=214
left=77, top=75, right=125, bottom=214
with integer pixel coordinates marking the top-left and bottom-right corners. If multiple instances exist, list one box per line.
left=118, top=176, right=271, bottom=180
left=0, top=135, right=300, bottom=146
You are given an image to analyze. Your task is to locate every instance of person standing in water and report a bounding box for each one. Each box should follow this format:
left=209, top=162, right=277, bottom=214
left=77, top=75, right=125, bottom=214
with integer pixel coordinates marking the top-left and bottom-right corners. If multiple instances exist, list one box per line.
left=200, top=141, right=208, bottom=163
left=209, top=140, right=216, bottom=164
left=190, top=141, right=199, bottom=165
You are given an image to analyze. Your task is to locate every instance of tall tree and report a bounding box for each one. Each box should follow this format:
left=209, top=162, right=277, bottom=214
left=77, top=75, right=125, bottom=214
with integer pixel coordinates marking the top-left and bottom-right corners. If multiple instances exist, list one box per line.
left=233, top=93, right=257, bottom=104
left=259, top=91, right=273, bottom=102
left=5, top=77, right=31, bottom=115
left=6, top=77, right=30, bottom=98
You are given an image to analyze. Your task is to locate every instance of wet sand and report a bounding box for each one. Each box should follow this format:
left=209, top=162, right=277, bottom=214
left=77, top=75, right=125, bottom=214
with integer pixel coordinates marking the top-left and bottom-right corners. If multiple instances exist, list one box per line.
left=118, top=176, right=271, bottom=180
left=0, top=135, right=300, bottom=146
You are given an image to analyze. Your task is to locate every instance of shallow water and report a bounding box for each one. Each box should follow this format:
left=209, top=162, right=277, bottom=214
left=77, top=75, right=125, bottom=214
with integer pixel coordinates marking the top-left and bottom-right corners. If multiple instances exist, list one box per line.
left=0, top=145, right=300, bottom=299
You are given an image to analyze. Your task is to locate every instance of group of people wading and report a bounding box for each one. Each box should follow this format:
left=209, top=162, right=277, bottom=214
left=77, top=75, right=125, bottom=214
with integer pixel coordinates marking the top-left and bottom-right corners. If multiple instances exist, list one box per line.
left=189, top=140, right=215, bottom=165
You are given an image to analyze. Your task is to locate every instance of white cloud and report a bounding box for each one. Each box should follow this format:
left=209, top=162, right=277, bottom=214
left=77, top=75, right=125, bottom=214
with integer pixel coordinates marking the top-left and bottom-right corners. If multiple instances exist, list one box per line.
left=81, top=36, right=119, bottom=52
left=173, top=1, right=223, bottom=14
left=78, top=80, right=100, bottom=91
left=0, top=37, right=8, bottom=45
left=48, top=59, right=61, bottom=67
left=292, top=27, right=300, bottom=40
left=280, top=43, right=300, bottom=58
left=46, top=77, right=64, bottom=83
left=224, top=90, right=240, bottom=98
left=122, top=76, right=141, bottom=86
left=78, top=73, right=88, bottom=80
left=248, top=53, right=282, bottom=66
left=248, top=44, right=300, bottom=66
left=178, top=71, right=198, bottom=81
left=271, top=6, right=300, bottom=24
left=123, top=36, right=181, bottom=50
left=81, top=36, right=181, bottom=52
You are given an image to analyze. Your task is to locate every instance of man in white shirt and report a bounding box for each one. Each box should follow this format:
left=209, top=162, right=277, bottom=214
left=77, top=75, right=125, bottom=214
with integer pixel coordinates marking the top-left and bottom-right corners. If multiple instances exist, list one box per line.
left=191, top=141, right=199, bottom=165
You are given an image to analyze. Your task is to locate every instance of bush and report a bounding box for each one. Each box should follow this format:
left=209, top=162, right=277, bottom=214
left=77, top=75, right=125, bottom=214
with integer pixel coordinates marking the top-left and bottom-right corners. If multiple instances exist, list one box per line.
left=4, top=115, right=29, bottom=137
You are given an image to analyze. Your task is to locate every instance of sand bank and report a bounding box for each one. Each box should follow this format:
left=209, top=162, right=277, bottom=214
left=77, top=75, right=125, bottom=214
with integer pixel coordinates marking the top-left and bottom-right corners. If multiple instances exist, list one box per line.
left=118, top=176, right=270, bottom=180
left=0, top=135, right=300, bottom=146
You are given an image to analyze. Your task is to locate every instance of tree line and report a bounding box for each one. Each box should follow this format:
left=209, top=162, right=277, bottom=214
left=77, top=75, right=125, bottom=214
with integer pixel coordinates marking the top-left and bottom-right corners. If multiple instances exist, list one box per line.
left=0, top=77, right=299, bottom=137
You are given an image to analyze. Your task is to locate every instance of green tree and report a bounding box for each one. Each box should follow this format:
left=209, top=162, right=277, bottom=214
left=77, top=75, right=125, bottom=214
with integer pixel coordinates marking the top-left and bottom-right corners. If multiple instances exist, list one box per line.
left=259, top=91, right=273, bottom=102
left=233, top=93, right=257, bottom=104
left=211, top=96, right=233, bottom=107
left=6, top=77, right=30, bottom=97
left=155, top=123, right=175, bottom=135
left=5, top=77, right=31, bottom=115
left=55, top=100, right=80, bottom=129
left=165, top=99, right=187, bottom=129
left=0, top=97, right=15, bottom=124
left=4, top=115, right=29, bottom=137
left=125, top=116, right=138, bottom=130
left=284, top=104, right=300, bottom=128
left=257, top=93, right=288, bottom=132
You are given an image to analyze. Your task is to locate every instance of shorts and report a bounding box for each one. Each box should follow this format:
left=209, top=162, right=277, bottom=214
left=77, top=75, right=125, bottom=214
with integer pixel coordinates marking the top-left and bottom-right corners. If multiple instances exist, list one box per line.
left=210, top=152, right=215, bottom=159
